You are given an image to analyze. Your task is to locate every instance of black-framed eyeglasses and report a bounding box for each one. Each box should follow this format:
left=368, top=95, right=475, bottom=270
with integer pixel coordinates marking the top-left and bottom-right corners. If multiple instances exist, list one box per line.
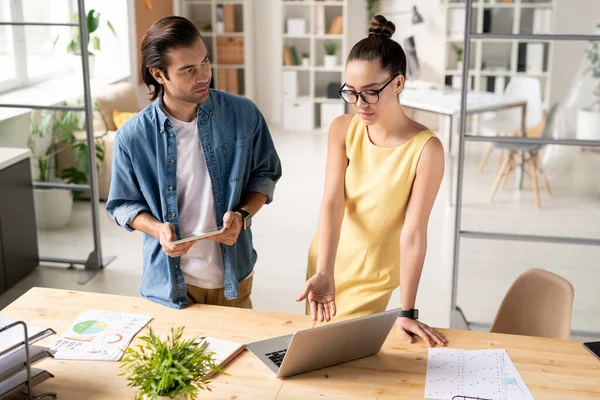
left=338, top=74, right=399, bottom=105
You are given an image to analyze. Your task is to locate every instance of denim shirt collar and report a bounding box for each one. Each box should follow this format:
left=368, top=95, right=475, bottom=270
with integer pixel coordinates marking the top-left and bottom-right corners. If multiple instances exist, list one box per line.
left=155, top=94, right=216, bottom=132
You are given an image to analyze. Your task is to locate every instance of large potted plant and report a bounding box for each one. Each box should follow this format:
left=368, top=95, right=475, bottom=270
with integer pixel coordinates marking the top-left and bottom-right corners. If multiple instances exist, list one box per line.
left=28, top=107, right=105, bottom=229
left=120, top=326, right=221, bottom=400
left=577, top=28, right=600, bottom=140
left=54, top=9, right=116, bottom=77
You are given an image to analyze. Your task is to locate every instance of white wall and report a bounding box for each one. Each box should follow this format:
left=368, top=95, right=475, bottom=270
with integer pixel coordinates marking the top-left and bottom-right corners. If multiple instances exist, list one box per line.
left=253, top=0, right=282, bottom=126
left=379, top=0, right=446, bottom=84
left=550, top=0, right=600, bottom=105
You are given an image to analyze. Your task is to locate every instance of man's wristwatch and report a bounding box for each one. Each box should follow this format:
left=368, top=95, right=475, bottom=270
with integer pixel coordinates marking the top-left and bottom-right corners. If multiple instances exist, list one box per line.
left=235, top=209, right=252, bottom=231
left=399, top=308, right=419, bottom=320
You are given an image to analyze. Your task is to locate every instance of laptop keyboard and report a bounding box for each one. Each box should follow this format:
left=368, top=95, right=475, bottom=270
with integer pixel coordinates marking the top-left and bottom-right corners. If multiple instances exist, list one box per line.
left=265, top=349, right=287, bottom=367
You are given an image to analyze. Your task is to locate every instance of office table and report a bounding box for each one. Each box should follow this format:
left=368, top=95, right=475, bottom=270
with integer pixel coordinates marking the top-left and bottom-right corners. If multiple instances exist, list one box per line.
left=400, top=83, right=527, bottom=203
left=2, top=288, right=600, bottom=399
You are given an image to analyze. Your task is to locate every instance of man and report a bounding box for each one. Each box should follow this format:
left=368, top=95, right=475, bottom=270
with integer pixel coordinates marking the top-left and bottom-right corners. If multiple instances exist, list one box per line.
left=106, top=16, right=282, bottom=309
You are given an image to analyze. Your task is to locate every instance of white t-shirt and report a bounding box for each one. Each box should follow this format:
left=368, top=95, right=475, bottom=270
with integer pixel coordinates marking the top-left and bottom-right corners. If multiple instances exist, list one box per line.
left=166, top=111, right=224, bottom=289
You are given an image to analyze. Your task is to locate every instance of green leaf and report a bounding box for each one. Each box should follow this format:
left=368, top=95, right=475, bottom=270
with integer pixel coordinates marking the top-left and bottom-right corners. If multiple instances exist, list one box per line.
left=92, top=36, right=101, bottom=51
left=87, top=9, right=100, bottom=34
left=107, top=20, right=117, bottom=37
left=67, top=39, right=78, bottom=54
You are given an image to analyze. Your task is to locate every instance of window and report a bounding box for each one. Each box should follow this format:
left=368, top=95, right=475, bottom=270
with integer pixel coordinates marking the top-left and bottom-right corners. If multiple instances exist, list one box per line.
left=0, top=2, right=19, bottom=91
left=23, top=0, right=73, bottom=81
left=0, top=0, right=130, bottom=95
left=0, top=0, right=72, bottom=93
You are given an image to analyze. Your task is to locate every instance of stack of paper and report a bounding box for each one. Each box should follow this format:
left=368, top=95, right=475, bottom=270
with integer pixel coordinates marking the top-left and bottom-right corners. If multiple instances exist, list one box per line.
left=202, top=337, right=245, bottom=377
left=0, top=315, right=55, bottom=355
left=0, top=315, right=57, bottom=398
left=425, top=349, right=533, bottom=400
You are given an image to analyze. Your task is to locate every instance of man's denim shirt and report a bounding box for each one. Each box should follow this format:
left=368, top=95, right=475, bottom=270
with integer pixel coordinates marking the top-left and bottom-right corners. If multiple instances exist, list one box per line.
left=106, top=90, right=282, bottom=309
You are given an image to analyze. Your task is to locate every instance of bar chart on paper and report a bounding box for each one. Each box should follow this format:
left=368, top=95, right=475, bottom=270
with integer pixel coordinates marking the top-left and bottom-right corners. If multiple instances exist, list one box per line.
left=424, top=349, right=533, bottom=400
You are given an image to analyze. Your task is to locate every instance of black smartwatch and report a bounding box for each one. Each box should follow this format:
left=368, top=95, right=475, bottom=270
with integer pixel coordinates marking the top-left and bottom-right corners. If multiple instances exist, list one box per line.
left=235, top=209, right=252, bottom=231
left=399, top=308, right=419, bottom=320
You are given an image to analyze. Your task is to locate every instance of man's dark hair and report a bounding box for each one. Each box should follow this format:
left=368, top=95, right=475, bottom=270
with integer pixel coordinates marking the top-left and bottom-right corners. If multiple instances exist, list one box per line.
left=140, top=16, right=202, bottom=101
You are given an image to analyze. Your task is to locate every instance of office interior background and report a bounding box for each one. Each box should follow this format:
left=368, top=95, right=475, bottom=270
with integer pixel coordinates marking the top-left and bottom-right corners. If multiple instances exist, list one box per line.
left=0, top=0, right=599, bottom=342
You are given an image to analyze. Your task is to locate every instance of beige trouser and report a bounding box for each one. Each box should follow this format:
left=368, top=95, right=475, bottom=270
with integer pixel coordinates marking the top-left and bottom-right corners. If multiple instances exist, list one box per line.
left=186, top=275, right=253, bottom=309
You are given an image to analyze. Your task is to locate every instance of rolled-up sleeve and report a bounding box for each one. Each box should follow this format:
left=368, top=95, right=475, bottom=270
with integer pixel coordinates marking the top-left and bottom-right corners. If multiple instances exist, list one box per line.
left=246, top=107, right=282, bottom=204
left=105, top=132, right=151, bottom=231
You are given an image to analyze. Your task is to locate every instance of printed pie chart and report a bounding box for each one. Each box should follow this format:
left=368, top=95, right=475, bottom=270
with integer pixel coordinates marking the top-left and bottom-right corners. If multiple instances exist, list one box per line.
left=73, top=320, right=107, bottom=335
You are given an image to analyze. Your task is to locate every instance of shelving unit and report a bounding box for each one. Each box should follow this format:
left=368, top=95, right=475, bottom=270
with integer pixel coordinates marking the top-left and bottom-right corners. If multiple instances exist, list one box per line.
left=281, top=0, right=348, bottom=132
left=174, top=0, right=255, bottom=100
left=442, top=0, right=555, bottom=109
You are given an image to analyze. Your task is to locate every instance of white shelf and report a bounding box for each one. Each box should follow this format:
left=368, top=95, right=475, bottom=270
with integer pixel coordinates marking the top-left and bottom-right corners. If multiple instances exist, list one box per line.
left=442, top=0, right=555, bottom=110
left=285, top=96, right=312, bottom=101
left=483, top=3, right=517, bottom=8
left=282, top=1, right=312, bottom=5
left=214, top=64, right=246, bottom=69
left=315, top=34, right=343, bottom=39
left=281, top=0, right=348, bottom=132
left=177, top=0, right=254, bottom=99
left=283, top=0, right=344, bottom=4
left=283, top=34, right=312, bottom=39
left=283, top=66, right=311, bottom=71
left=520, top=3, right=553, bottom=8
left=446, top=70, right=479, bottom=76
left=216, top=32, right=244, bottom=37
left=314, top=66, right=343, bottom=72
left=314, top=97, right=343, bottom=103
left=479, top=70, right=511, bottom=76
left=515, top=71, right=549, bottom=78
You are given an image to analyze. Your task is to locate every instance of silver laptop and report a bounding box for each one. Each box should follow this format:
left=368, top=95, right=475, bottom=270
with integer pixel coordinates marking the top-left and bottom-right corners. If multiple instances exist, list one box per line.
left=245, top=308, right=400, bottom=378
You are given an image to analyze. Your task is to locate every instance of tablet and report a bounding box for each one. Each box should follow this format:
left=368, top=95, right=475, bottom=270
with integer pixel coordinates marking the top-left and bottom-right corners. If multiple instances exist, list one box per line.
left=167, top=227, right=225, bottom=246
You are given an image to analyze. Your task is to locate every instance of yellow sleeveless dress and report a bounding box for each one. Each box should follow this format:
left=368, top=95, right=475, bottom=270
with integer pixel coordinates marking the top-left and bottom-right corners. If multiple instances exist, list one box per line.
left=306, top=114, right=436, bottom=319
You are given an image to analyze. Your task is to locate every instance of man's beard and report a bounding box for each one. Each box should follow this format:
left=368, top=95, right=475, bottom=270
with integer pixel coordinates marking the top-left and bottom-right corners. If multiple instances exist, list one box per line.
left=178, top=89, right=209, bottom=104
left=173, top=81, right=210, bottom=104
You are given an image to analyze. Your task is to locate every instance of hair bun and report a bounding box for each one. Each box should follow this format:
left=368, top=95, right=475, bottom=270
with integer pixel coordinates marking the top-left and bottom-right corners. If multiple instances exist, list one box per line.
left=368, top=15, right=395, bottom=39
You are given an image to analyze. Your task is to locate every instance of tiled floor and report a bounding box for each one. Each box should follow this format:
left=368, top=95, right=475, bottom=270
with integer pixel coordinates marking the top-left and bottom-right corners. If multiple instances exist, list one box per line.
left=2, top=126, right=600, bottom=340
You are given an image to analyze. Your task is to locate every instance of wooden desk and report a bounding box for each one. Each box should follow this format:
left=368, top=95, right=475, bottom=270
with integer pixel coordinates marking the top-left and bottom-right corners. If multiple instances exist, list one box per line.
left=2, top=288, right=600, bottom=399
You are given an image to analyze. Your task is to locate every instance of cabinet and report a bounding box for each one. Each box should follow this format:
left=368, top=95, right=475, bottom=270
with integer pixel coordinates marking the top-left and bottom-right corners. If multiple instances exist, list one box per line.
left=0, top=157, right=39, bottom=295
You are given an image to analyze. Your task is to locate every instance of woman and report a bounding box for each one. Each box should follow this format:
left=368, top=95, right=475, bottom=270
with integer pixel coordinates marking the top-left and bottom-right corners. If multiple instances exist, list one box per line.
left=297, top=15, right=447, bottom=347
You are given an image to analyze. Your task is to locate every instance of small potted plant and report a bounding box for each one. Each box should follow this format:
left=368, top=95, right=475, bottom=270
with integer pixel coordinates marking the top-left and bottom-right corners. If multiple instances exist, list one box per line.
left=54, top=9, right=116, bottom=77
left=120, top=326, right=222, bottom=400
left=323, top=40, right=338, bottom=68
left=301, top=52, right=310, bottom=67
left=577, top=32, right=600, bottom=141
left=452, top=44, right=464, bottom=71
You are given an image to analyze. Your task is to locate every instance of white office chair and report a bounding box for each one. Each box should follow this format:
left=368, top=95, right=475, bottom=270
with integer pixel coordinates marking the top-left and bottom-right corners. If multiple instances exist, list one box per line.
left=479, top=77, right=543, bottom=172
